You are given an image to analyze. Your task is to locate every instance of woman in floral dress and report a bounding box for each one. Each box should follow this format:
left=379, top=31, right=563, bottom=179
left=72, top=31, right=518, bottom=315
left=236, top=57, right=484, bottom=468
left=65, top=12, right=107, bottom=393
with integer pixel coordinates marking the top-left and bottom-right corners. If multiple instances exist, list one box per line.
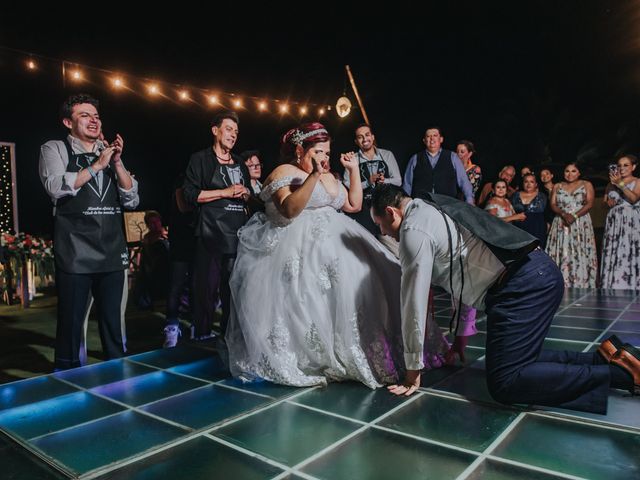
left=456, top=140, right=482, bottom=200
left=600, top=154, right=640, bottom=289
left=546, top=163, right=598, bottom=288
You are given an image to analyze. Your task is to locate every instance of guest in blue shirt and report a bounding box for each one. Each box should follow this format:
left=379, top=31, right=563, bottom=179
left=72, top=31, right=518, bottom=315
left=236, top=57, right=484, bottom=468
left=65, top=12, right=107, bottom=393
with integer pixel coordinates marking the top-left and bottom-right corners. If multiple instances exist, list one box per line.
left=402, top=127, right=474, bottom=204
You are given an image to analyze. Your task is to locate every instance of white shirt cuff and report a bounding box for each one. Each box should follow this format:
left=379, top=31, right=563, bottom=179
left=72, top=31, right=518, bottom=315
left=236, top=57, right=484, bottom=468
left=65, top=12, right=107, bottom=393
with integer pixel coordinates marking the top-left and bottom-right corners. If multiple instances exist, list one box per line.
left=404, top=352, right=424, bottom=371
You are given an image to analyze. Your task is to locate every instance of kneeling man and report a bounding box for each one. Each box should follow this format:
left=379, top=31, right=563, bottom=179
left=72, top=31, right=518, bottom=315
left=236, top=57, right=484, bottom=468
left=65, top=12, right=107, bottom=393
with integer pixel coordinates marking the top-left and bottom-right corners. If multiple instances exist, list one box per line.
left=371, top=184, right=638, bottom=414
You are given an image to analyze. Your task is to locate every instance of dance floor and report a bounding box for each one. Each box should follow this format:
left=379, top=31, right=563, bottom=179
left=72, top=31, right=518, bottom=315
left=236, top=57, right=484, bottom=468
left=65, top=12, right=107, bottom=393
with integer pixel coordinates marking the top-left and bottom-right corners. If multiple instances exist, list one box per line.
left=1, top=288, right=639, bottom=479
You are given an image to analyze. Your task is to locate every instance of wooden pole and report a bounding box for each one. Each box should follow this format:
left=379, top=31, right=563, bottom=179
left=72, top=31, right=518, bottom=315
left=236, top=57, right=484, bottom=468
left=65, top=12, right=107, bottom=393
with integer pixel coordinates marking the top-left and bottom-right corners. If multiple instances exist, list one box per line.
left=345, top=65, right=370, bottom=125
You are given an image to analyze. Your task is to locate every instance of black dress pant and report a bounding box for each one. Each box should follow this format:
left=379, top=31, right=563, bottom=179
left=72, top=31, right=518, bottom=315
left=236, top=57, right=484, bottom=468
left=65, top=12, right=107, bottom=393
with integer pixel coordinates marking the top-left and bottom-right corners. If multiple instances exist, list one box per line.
left=485, top=249, right=610, bottom=414
left=192, top=237, right=235, bottom=337
left=55, top=269, right=127, bottom=370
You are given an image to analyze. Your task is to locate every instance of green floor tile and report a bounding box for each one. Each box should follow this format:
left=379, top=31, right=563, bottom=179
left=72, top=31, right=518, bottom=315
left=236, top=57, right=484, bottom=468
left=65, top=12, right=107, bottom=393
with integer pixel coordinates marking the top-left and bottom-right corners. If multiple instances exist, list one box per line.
left=466, top=332, right=487, bottom=348
left=54, top=359, right=157, bottom=389
left=546, top=326, right=602, bottom=342
left=128, top=345, right=214, bottom=369
left=552, top=316, right=612, bottom=330
left=420, top=348, right=486, bottom=388
left=492, top=415, right=640, bottom=480
left=294, top=381, right=409, bottom=422
left=542, top=338, right=590, bottom=352
left=379, top=393, right=518, bottom=451
left=0, top=376, right=79, bottom=412
left=562, top=308, right=620, bottom=319
left=90, top=371, right=207, bottom=406
left=218, top=377, right=301, bottom=399
left=611, top=321, right=640, bottom=333
left=214, top=402, right=360, bottom=466
left=433, top=367, right=496, bottom=404
left=467, top=459, right=568, bottom=479
left=543, top=388, right=640, bottom=429
left=99, top=436, right=282, bottom=480
left=31, top=410, right=186, bottom=476
left=0, top=432, right=68, bottom=479
left=573, top=301, right=629, bottom=309
left=302, top=427, right=476, bottom=480
left=420, top=365, right=464, bottom=388
left=0, top=391, right=124, bottom=440
left=167, top=356, right=229, bottom=382
left=142, top=384, right=271, bottom=429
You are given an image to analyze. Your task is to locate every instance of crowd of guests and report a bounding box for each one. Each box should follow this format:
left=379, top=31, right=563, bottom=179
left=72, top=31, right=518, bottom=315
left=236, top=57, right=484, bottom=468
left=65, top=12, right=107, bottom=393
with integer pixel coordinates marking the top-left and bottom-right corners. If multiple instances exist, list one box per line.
left=139, top=121, right=640, bottom=349
left=39, top=94, right=639, bottom=412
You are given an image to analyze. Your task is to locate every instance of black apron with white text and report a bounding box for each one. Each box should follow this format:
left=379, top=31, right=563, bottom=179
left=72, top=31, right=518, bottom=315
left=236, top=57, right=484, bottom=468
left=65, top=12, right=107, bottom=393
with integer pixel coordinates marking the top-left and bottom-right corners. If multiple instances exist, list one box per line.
left=54, top=140, right=129, bottom=274
left=198, top=158, right=250, bottom=254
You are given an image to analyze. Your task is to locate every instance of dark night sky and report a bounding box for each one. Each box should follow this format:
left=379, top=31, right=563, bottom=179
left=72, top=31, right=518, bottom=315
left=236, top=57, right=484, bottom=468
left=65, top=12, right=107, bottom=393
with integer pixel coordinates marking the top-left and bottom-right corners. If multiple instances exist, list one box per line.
left=2, top=1, right=640, bottom=235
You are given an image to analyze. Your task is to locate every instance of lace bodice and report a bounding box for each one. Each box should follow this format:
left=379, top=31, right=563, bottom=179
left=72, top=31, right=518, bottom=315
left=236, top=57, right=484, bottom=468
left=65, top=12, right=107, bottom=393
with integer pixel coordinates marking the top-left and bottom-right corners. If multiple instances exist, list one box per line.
left=261, top=176, right=346, bottom=226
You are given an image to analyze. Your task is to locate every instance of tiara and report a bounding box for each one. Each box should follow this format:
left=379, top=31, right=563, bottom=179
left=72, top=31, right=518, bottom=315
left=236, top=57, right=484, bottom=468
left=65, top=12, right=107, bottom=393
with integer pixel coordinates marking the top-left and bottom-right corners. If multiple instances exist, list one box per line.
left=289, top=128, right=328, bottom=146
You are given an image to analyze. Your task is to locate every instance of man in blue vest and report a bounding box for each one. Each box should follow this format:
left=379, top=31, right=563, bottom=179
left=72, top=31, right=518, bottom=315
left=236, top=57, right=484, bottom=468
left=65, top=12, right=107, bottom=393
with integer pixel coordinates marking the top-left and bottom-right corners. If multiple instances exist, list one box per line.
left=402, top=126, right=476, bottom=366
left=371, top=185, right=638, bottom=413
left=403, top=127, right=474, bottom=204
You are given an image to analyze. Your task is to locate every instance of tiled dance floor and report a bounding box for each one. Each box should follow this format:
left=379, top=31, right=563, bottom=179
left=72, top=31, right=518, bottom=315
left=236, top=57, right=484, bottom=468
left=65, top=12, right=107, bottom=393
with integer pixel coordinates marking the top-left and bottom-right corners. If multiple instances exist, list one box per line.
left=1, top=288, right=639, bottom=479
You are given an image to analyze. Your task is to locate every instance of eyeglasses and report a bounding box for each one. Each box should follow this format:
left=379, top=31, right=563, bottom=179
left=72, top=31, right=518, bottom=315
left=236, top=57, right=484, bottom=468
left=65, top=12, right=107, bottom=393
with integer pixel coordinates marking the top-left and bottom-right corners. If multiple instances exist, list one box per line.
left=247, top=163, right=262, bottom=169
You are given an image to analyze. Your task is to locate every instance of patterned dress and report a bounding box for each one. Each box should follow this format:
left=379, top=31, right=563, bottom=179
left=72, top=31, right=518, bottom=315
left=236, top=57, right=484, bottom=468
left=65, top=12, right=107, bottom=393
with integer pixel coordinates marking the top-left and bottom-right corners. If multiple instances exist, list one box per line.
left=227, top=176, right=449, bottom=388
left=545, top=184, right=598, bottom=287
left=600, top=181, right=640, bottom=289
left=465, top=164, right=483, bottom=198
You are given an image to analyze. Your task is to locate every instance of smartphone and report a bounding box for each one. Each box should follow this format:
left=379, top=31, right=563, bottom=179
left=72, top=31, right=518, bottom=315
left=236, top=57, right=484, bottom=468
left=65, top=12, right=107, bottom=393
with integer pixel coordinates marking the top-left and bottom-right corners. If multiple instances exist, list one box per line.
left=608, top=164, right=618, bottom=175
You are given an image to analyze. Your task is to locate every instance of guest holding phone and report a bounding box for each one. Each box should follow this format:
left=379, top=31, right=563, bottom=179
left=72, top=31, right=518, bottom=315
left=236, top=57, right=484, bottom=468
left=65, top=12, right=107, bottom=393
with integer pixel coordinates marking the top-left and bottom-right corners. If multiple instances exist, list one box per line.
left=601, top=155, right=640, bottom=289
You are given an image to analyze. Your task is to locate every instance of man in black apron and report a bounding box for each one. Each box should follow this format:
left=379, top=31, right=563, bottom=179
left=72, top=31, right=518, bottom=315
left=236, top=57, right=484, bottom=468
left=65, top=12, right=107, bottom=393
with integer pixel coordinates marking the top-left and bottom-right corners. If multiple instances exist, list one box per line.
left=183, top=111, right=251, bottom=340
left=39, top=94, right=139, bottom=370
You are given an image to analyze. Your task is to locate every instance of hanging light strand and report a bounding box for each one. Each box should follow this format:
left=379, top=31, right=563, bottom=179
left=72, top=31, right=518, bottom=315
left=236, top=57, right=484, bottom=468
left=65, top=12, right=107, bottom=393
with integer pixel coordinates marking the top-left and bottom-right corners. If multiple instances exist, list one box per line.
left=1, top=46, right=334, bottom=116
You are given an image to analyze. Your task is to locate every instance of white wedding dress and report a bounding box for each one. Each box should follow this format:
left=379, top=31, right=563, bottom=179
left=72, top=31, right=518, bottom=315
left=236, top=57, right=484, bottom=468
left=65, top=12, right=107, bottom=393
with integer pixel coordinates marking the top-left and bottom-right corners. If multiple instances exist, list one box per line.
left=226, top=176, right=448, bottom=388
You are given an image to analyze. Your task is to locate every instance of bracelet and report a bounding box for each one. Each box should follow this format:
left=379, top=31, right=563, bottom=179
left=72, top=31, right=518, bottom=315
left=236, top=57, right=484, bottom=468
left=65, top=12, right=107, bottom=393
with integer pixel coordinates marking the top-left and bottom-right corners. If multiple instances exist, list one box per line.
left=618, top=181, right=625, bottom=188
left=571, top=213, right=578, bottom=220
left=87, top=165, right=98, bottom=180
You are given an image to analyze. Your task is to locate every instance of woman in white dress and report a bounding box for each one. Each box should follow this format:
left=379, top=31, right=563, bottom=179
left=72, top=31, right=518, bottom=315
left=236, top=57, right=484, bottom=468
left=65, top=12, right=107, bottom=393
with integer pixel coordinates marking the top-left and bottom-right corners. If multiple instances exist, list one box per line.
left=226, top=123, right=449, bottom=388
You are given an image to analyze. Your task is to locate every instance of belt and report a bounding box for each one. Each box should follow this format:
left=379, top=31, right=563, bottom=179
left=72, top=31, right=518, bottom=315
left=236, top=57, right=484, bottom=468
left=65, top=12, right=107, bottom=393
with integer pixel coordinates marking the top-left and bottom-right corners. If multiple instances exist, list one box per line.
left=489, top=247, right=541, bottom=293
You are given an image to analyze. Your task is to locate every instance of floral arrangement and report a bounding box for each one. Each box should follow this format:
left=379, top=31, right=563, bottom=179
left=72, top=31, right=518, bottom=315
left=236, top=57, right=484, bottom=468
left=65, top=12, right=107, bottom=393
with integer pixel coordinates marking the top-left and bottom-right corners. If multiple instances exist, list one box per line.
left=2, top=232, right=54, bottom=263
left=1, top=232, right=55, bottom=305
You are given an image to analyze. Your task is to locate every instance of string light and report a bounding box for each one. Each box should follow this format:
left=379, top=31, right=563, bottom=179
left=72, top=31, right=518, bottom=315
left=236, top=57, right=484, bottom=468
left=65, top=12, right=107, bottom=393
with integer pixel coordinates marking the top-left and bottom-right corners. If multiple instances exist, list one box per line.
left=6, top=48, right=339, bottom=117
left=0, top=145, right=15, bottom=233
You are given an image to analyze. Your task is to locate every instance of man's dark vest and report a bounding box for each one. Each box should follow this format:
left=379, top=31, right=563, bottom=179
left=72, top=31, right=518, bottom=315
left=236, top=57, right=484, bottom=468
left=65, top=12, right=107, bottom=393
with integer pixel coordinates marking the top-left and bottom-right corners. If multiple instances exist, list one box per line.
left=423, top=193, right=539, bottom=267
left=411, top=150, right=457, bottom=199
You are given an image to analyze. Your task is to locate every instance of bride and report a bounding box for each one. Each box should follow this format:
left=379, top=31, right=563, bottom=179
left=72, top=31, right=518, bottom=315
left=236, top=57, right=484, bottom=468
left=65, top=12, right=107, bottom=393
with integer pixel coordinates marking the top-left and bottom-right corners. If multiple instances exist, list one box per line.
left=226, top=122, right=448, bottom=388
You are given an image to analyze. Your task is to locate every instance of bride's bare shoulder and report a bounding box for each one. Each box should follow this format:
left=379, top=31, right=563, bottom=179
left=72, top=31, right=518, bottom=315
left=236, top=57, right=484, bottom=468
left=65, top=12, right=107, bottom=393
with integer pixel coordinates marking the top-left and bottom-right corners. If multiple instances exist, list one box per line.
left=266, top=164, right=303, bottom=184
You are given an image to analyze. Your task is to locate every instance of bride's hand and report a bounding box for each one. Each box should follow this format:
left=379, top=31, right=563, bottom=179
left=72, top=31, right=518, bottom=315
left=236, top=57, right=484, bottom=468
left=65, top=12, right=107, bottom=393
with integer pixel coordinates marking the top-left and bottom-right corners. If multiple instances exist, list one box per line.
left=340, top=152, right=358, bottom=171
left=310, top=158, right=321, bottom=176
